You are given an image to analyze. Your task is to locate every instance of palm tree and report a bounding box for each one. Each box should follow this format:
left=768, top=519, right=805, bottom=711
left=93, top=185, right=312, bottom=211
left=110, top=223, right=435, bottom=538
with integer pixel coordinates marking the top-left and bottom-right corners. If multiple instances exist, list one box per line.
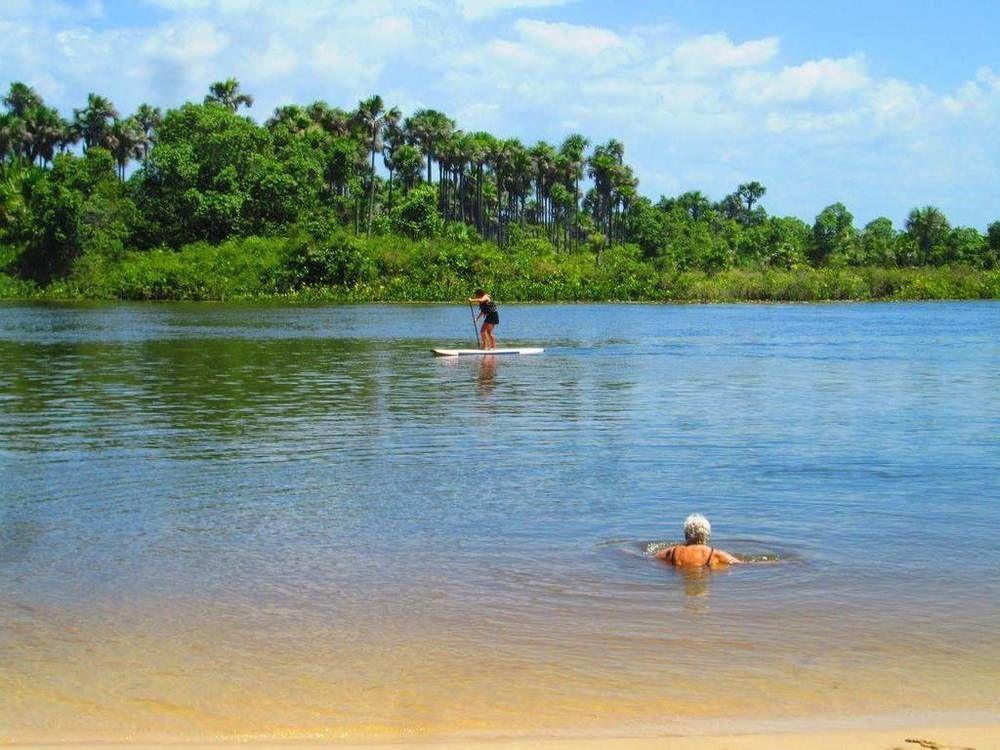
left=308, top=102, right=350, bottom=137
left=466, top=132, right=493, bottom=235
left=450, top=132, right=476, bottom=224
left=717, top=181, right=767, bottom=227
left=587, top=144, right=616, bottom=242
left=739, top=181, right=766, bottom=209
left=508, top=140, right=531, bottom=226
left=404, top=109, right=454, bottom=185
left=529, top=141, right=556, bottom=232
left=606, top=139, right=624, bottom=164
left=107, top=117, right=146, bottom=180
left=486, top=137, right=514, bottom=246
left=675, top=191, right=711, bottom=221
left=57, top=118, right=79, bottom=155
left=438, top=130, right=470, bottom=221
left=23, top=105, right=65, bottom=166
left=0, top=113, right=19, bottom=167
left=613, top=165, right=639, bottom=245
left=133, top=103, right=162, bottom=160
left=73, top=93, right=118, bottom=152
left=2, top=82, right=42, bottom=118
left=381, top=106, right=403, bottom=210
left=205, top=78, right=253, bottom=112
left=718, top=192, right=743, bottom=222
left=559, top=134, right=588, bottom=248
left=354, top=94, right=386, bottom=235
left=905, top=206, right=951, bottom=265
left=391, top=144, right=423, bottom=194
left=267, top=104, right=312, bottom=134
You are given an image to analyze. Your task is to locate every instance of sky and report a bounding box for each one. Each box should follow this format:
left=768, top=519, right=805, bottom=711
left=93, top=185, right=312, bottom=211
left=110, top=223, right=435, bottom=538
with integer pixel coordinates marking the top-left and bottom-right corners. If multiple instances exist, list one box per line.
left=2, top=0, right=998, bottom=228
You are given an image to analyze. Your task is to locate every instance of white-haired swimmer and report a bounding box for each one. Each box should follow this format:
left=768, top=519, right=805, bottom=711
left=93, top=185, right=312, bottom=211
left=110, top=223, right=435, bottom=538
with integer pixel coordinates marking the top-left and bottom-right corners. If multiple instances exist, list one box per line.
left=653, top=514, right=741, bottom=568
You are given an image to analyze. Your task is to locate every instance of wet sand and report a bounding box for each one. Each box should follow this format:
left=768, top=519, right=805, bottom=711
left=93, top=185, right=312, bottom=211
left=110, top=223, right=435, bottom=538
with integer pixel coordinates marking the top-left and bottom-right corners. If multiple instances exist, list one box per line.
left=15, top=725, right=1000, bottom=750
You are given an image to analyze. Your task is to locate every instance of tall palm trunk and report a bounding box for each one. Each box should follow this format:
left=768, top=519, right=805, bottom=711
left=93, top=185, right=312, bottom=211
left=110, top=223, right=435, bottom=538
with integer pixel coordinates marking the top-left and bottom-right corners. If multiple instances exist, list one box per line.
left=366, top=141, right=376, bottom=235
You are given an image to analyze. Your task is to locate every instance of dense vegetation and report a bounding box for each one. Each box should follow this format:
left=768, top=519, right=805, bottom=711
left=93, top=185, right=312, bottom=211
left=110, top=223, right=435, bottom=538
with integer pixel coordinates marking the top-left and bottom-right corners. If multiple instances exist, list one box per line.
left=2, top=79, right=998, bottom=302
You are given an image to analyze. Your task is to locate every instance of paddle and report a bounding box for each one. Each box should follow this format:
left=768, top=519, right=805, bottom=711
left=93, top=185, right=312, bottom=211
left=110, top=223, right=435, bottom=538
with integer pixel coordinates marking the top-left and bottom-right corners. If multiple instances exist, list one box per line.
left=468, top=300, right=480, bottom=348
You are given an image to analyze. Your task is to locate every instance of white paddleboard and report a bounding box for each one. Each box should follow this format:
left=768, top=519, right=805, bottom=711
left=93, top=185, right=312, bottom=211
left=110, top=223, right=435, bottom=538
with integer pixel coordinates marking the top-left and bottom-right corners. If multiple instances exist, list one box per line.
left=432, top=347, right=544, bottom=357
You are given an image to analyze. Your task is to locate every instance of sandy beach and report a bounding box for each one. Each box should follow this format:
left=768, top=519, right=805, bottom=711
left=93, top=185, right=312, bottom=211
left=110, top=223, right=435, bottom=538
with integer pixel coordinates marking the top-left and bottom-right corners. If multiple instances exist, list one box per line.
left=12, top=725, right=998, bottom=750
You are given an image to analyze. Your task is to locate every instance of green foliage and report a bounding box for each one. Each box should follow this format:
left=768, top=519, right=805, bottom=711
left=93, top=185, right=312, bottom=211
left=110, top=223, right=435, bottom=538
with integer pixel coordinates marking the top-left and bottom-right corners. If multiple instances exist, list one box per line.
left=283, top=222, right=376, bottom=287
left=10, top=230, right=1000, bottom=304
left=858, top=217, right=897, bottom=266
left=738, top=216, right=810, bottom=269
left=3, top=80, right=998, bottom=301
left=0, top=274, right=32, bottom=298
left=624, top=196, right=667, bottom=258
left=905, top=206, right=950, bottom=265
left=390, top=184, right=443, bottom=239
left=654, top=208, right=733, bottom=273
left=9, top=148, right=133, bottom=282
left=67, top=236, right=288, bottom=300
left=666, top=266, right=1000, bottom=302
left=941, top=226, right=985, bottom=267
left=986, top=221, right=1000, bottom=269
left=134, top=103, right=320, bottom=246
left=811, top=203, right=857, bottom=266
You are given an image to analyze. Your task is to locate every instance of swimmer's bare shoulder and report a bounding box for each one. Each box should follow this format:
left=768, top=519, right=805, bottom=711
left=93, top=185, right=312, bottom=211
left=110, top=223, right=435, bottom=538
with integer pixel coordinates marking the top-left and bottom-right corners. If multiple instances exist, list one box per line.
left=654, top=545, right=742, bottom=566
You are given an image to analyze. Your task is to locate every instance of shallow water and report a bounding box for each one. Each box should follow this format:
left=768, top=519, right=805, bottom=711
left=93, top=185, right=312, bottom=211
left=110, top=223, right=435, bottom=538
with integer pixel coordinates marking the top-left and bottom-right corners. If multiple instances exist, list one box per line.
left=1, top=301, right=998, bottom=742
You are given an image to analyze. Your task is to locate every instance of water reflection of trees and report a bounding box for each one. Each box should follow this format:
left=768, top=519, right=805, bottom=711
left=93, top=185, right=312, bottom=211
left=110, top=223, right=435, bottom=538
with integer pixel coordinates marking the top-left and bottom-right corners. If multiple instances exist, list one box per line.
left=0, top=338, right=389, bottom=446
left=138, top=337, right=385, bottom=434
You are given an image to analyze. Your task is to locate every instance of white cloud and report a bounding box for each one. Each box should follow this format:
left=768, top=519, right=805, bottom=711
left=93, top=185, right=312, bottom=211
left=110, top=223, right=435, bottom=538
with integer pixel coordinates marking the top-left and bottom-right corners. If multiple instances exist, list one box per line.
left=672, top=33, right=779, bottom=72
left=242, top=36, right=298, bottom=79
left=457, top=0, right=575, bottom=21
left=479, top=39, right=546, bottom=67
left=310, top=42, right=384, bottom=91
left=866, top=78, right=924, bottom=128
left=977, top=66, right=1000, bottom=91
left=732, top=55, right=870, bottom=104
left=513, top=18, right=625, bottom=57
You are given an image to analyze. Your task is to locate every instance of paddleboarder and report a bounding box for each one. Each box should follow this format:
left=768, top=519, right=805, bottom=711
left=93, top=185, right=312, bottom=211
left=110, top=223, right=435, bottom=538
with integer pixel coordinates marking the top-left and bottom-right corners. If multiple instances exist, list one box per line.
left=469, top=289, right=499, bottom=350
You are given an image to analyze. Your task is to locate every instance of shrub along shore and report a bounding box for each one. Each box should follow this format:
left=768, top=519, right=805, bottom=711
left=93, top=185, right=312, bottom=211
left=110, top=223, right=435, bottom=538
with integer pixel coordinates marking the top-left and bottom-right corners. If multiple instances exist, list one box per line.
left=2, top=231, right=997, bottom=303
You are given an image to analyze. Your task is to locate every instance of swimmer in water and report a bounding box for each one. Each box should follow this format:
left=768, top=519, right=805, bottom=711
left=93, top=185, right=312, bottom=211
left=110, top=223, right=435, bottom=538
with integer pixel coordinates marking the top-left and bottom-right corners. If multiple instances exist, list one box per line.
left=653, top=514, right=741, bottom=568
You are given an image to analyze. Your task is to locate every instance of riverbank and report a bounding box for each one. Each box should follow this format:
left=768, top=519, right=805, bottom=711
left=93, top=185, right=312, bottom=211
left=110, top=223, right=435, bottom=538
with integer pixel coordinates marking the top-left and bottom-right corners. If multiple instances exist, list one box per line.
left=2, top=234, right=999, bottom=303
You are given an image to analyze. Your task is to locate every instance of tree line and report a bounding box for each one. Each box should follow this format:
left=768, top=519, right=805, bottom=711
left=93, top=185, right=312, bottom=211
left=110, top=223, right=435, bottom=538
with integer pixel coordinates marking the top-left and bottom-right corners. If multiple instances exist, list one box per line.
left=1, top=78, right=998, bottom=287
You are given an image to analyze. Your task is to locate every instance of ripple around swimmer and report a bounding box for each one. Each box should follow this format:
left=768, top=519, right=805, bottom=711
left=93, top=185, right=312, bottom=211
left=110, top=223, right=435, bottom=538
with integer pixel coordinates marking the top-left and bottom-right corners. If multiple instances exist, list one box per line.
left=598, top=537, right=799, bottom=563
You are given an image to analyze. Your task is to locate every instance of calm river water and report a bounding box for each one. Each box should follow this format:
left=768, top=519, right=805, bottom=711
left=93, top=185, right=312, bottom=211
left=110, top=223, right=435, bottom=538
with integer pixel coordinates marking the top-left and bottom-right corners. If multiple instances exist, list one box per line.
left=1, top=301, right=998, bottom=742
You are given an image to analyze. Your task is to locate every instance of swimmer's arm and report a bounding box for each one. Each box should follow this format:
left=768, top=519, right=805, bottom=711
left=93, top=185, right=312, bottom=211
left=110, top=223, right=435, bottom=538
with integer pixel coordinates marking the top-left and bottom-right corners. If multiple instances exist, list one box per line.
left=653, top=546, right=676, bottom=562
left=716, top=550, right=742, bottom=565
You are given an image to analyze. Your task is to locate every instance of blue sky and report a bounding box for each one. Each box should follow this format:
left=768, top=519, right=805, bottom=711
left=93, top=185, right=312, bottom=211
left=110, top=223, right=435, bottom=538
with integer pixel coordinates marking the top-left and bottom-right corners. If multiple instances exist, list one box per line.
left=2, top=0, right=998, bottom=228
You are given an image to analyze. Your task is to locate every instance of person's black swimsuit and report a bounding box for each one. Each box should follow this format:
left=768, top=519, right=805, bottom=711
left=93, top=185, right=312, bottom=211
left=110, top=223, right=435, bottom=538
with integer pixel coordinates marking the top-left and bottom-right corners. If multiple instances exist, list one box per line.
left=479, top=298, right=499, bottom=326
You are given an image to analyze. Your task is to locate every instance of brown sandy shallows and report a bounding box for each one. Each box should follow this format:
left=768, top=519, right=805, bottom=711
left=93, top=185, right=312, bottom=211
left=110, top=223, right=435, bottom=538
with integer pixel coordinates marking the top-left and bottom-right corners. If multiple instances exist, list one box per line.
left=11, top=724, right=999, bottom=750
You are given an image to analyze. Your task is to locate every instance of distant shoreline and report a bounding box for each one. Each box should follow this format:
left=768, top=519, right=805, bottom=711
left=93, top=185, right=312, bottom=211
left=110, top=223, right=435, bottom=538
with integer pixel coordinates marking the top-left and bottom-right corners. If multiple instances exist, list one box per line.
left=3, top=256, right=998, bottom=304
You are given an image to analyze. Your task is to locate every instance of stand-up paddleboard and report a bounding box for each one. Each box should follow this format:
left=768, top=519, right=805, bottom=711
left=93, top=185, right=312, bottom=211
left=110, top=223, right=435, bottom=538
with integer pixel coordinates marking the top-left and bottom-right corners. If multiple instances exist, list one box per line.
left=432, top=347, right=544, bottom=357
